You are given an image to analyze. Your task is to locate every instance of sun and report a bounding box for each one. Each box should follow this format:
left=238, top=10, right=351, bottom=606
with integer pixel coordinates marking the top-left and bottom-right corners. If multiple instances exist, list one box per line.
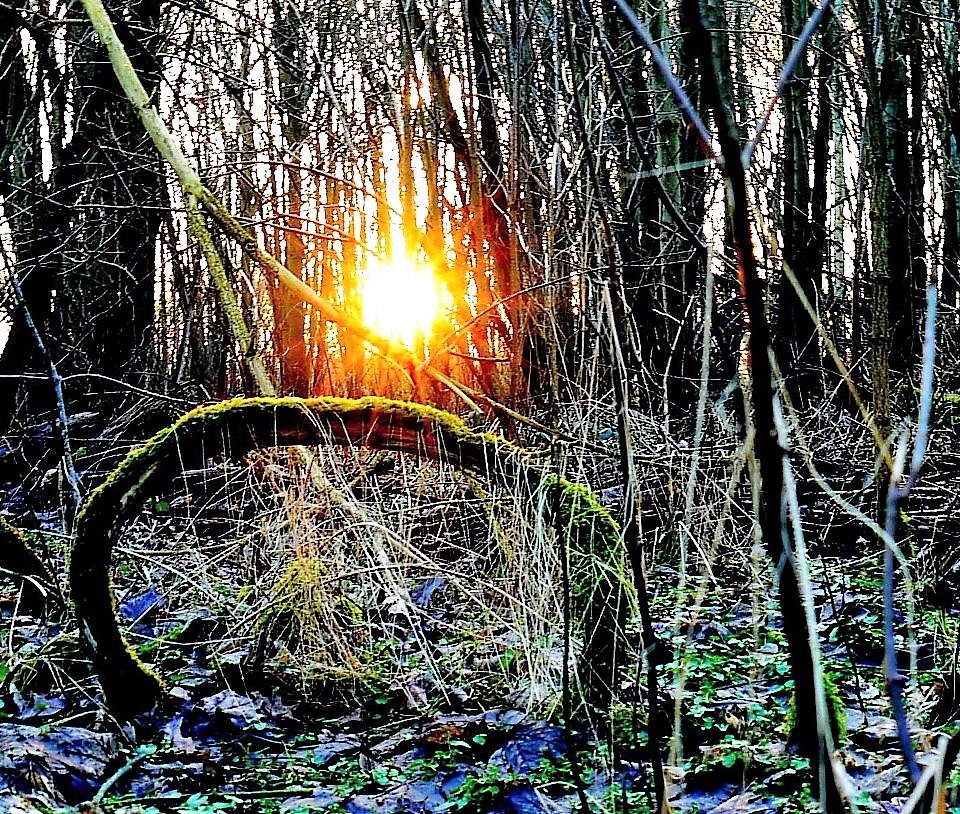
left=358, top=253, right=444, bottom=347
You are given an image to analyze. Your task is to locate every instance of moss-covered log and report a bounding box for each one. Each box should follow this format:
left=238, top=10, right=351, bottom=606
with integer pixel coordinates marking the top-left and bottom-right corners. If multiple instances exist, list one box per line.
left=70, top=397, right=633, bottom=721
left=0, top=516, right=56, bottom=615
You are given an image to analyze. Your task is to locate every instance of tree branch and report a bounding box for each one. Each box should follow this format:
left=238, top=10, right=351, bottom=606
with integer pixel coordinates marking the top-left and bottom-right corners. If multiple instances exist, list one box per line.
left=882, top=284, right=938, bottom=783
left=607, top=0, right=718, bottom=163
left=0, top=243, right=81, bottom=532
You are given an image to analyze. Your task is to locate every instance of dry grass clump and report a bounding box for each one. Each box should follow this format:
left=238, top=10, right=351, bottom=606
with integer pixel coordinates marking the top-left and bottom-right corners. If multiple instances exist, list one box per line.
left=114, top=441, right=572, bottom=711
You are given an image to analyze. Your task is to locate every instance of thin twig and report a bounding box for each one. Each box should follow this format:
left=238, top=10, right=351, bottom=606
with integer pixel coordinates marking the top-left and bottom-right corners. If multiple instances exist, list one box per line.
left=90, top=746, right=156, bottom=806
left=110, top=787, right=316, bottom=806
left=676, top=264, right=715, bottom=605
left=607, top=0, right=718, bottom=163
left=883, top=284, right=937, bottom=784
left=776, top=396, right=856, bottom=809
left=909, top=286, right=937, bottom=484
left=0, top=244, right=82, bottom=531
left=0, top=373, right=196, bottom=405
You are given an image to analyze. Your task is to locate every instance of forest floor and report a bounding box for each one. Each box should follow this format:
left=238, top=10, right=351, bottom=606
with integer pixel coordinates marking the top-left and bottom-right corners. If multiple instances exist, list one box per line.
left=0, top=400, right=958, bottom=813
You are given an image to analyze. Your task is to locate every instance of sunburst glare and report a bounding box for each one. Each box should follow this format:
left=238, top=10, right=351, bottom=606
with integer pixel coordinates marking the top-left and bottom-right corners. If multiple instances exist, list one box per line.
left=358, top=253, right=445, bottom=347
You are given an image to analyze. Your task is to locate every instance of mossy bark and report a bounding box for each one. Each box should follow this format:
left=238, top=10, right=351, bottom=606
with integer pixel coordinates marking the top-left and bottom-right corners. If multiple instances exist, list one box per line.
left=71, top=397, right=633, bottom=721
left=0, top=516, right=56, bottom=614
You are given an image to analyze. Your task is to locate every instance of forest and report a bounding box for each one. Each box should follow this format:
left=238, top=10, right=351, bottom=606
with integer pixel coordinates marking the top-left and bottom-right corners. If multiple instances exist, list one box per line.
left=1, top=0, right=959, bottom=810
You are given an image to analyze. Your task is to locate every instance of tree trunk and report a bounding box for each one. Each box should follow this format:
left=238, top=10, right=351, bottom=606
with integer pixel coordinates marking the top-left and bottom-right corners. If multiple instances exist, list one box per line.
left=272, top=0, right=313, bottom=395
left=0, top=9, right=62, bottom=429
left=776, top=0, right=824, bottom=404
left=59, top=0, right=164, bottom=386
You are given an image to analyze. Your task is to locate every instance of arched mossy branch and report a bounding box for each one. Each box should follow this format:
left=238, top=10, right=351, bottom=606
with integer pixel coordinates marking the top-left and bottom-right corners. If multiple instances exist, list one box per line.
left=0, top=516, right=57, bottom=615
left=70, top=397, right=634, bottom=721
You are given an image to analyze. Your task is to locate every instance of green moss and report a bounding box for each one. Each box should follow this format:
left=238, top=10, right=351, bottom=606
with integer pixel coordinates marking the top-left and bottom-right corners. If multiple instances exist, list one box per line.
left=256, top=554, right=343, bottom=633
left=546, top=476, right=621, bottom=552
left=137, top=624, right=186, bottom=659
left=785, top=671, right=846, bottom=743
left=0, top=515, right=56, bottom=612
left=543, top=474, right=634, bottom=600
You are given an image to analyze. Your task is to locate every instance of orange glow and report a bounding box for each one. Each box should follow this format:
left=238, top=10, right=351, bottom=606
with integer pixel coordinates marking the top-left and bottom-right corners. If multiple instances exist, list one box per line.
left=358, top=253, right=444, bottom=347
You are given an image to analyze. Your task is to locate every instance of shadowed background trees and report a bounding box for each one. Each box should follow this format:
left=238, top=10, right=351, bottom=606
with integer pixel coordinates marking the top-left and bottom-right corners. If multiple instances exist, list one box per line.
left=3, top=0, right=957, bottom=432
left=1, top=0, right=164, bottom=426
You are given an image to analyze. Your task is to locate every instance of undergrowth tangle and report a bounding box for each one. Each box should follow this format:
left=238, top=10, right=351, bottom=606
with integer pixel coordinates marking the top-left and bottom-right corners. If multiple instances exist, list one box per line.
left=69, top=396, right=635, bottom=722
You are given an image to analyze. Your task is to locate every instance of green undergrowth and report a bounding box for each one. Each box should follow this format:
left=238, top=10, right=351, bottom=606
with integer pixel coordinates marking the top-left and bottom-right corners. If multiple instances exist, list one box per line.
left=17, top=396, right=960, bottom=810
left=100, top=546, right=960, bottom=810
left=89, top=727, right=601, bottom=814
left=644, top=553, right=960, bottom=807
left=94, top=519, right=958, bottom=810
left=666, top=607, right=803, bottom=779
